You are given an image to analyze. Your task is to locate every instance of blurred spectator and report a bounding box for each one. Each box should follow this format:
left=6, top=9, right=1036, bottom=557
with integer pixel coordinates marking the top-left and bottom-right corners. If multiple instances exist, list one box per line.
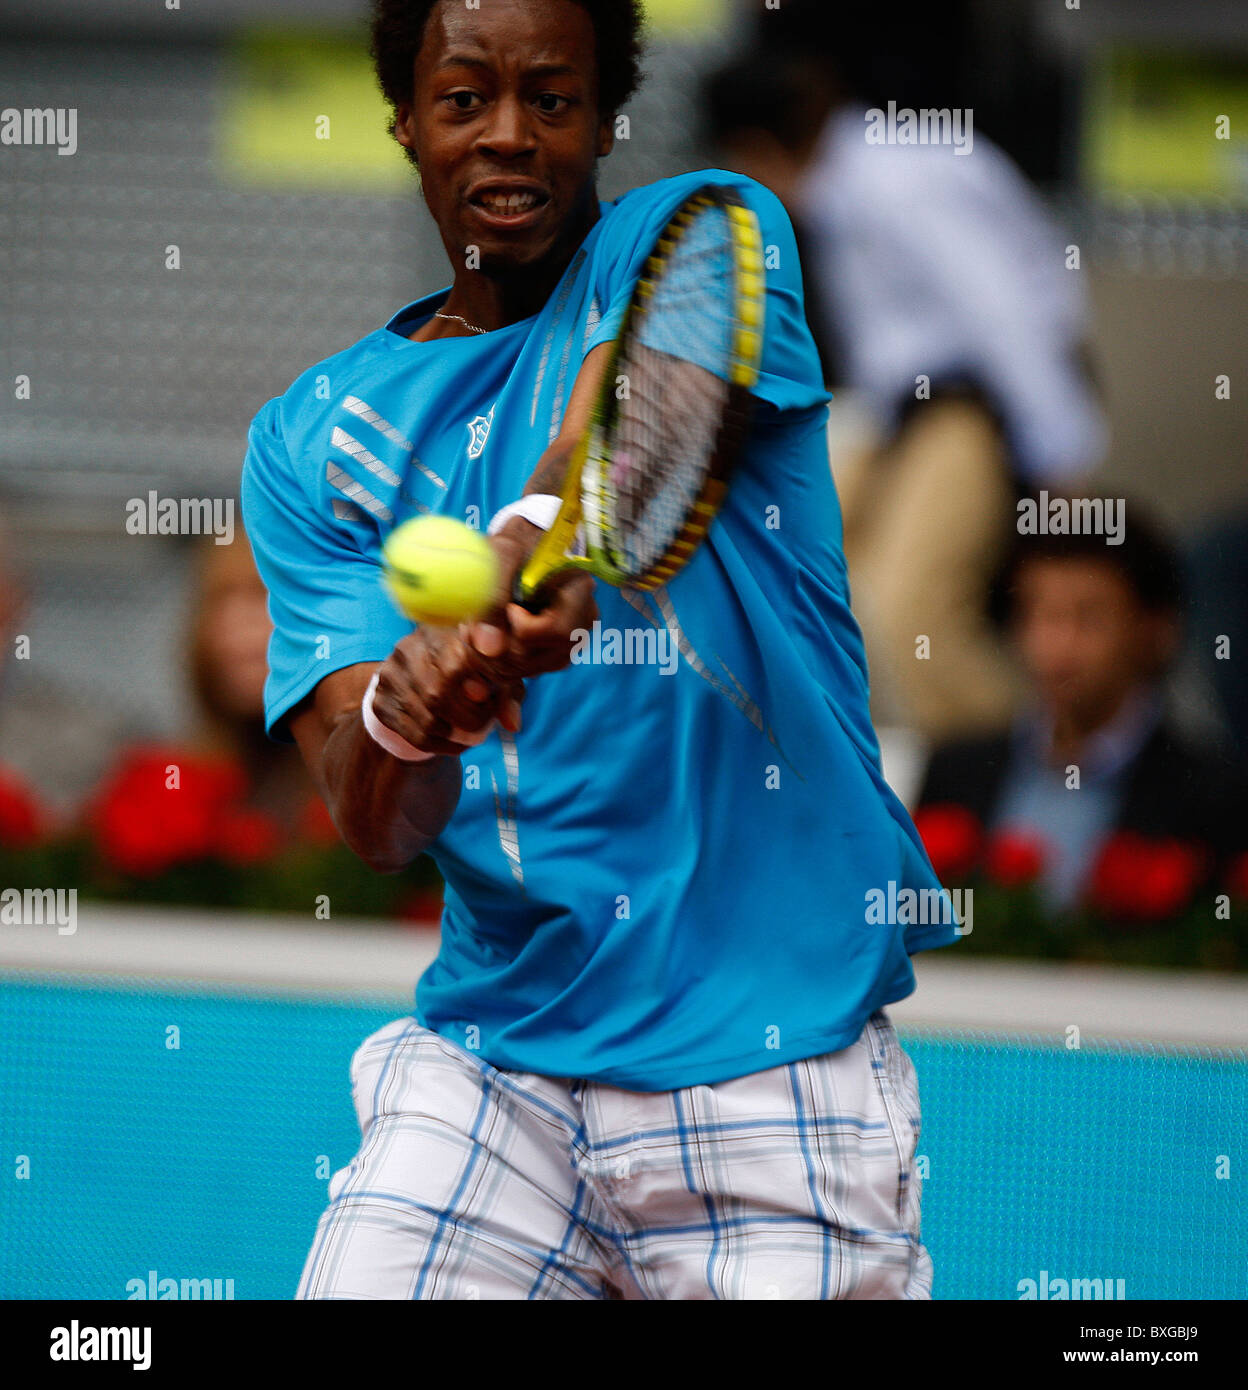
left=704, top=6, right=1107, bottom=740
left=0, top=506, right=138, bottom=823
left=918, top=502, right=1248, bottom=917
left=1183, top=505, right=1248, bottom=762
left=90, top=534, right=318, bottom=843
left=184, top=533, right=315, bottom=830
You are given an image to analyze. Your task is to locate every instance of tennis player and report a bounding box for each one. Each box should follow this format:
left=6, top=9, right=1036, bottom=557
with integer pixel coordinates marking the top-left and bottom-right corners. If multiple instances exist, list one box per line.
left=241, top=0, right=958, bottom=1300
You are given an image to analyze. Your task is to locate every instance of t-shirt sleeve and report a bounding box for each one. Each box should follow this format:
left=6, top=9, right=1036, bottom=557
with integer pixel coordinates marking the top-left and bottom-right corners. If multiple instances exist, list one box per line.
left=240, top=397, right=413, bottom=743
left=585, top=172, right=828, bottom=415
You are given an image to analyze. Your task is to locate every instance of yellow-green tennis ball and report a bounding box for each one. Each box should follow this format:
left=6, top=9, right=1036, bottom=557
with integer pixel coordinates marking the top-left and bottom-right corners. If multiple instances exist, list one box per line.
left=382, top=516, right=500, bottom=625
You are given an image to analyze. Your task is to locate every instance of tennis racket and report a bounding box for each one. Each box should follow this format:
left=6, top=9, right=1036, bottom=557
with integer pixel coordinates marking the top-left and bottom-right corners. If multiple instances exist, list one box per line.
left=514, top=183, right=766, bottom=611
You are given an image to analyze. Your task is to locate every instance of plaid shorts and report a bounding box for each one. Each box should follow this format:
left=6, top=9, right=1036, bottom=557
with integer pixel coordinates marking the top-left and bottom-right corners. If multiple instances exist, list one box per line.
left=296, top=1009, right=932, bottom=1300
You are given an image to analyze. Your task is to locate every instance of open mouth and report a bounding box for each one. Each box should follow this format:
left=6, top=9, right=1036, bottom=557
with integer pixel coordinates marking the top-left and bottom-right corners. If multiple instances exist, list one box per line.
left=467, top=186, right=551, bottom=223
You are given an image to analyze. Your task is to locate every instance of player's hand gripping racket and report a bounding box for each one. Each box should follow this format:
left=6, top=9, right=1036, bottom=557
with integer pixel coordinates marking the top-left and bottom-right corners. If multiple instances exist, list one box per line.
left=514, top=184, right=766, bottom=611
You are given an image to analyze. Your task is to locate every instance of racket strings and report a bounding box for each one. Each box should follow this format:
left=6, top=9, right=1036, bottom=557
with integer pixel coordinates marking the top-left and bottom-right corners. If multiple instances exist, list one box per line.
left=605, top=204, right=738, bottom=575
left=613, top=354, right=727, bottom=572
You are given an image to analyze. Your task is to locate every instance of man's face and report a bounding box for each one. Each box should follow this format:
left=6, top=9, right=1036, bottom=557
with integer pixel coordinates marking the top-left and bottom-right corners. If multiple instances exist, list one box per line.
left=1012, top=558, right=1177, bottom=727
left=395, top=0, right=613, bottom=275
left=202, top=577, right=273, bottom=719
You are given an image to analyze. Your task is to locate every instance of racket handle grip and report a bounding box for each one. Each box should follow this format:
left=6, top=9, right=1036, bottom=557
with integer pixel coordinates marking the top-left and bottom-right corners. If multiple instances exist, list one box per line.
left=512, top=574, right=550, bottom=614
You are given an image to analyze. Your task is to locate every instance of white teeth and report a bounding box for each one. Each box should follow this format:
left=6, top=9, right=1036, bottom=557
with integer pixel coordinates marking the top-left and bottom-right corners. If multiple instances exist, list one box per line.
left=477, top=192, right=540, bottom=214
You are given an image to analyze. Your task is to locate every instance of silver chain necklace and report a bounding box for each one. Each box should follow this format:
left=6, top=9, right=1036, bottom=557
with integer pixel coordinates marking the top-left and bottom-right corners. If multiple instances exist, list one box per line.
left=434, top=311, right=488, bottom=335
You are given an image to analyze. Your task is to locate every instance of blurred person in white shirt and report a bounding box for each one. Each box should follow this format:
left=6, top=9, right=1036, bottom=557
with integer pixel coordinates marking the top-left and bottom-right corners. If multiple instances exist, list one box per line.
left=704, top=4, right=1107, bottom=743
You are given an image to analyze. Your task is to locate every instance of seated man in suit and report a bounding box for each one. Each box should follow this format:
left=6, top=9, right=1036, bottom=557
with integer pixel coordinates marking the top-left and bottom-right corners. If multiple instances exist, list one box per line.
left=918, top=502, right=1247, bottom=914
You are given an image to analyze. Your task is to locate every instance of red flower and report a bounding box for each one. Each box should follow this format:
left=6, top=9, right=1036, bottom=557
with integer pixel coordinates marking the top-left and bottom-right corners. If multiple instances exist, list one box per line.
left=88, top=745, right=247, bottom=878
left=1088, top=832, right=1206, bottom=923
left=397, top=886, right=443, bottom=925
left=1225, top=851, right=1248, bottom=902
left=0, top=765, right=50, bottom=849
left=213, top=809, right=284, bottom=866
left=983, top=830, right=1047, bottom=889
left=298, top=795, right=341, bottom=848
left=912, top=803, right=983, bottom=882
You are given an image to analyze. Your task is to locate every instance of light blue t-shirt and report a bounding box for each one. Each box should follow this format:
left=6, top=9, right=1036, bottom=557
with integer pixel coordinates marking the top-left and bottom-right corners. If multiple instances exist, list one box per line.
left=241, top=169, right=957, bottom=1091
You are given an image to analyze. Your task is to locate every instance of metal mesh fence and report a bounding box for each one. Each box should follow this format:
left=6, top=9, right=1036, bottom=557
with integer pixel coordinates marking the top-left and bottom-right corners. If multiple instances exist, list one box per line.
left=0, top=33, right=720, bottom=503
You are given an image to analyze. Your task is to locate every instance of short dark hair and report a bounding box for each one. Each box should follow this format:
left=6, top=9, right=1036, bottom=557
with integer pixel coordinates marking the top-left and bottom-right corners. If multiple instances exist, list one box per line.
left=702, top=49, right=831, bottom=155
left=369, top=0, right=645, bottom=160
left=991, top=497, right=1186, bottom=626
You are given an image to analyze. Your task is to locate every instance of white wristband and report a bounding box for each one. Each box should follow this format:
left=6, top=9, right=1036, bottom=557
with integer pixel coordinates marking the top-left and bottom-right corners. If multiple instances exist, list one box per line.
left=361, top=671, right=498, bottom=762
left=362, top=672, right=435, bottom=761
left=487, top=494, right=562, bottom=536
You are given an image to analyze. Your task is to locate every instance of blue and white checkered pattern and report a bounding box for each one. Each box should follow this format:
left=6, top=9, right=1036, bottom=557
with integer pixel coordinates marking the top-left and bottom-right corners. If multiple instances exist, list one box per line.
left=296, top=1010, right=932, bottom=1300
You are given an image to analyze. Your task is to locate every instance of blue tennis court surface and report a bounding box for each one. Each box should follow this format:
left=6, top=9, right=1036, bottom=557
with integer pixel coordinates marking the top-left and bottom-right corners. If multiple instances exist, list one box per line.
left=2, top=976, right=1244, bottom=1299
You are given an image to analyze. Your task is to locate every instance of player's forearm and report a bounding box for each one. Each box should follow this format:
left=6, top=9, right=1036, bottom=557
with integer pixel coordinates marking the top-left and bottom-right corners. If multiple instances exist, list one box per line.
left=522, top=437, right=577, bottom=498
left=322, top=712, right=462, bottom=874
left=521, top=341, right=612, bottom=498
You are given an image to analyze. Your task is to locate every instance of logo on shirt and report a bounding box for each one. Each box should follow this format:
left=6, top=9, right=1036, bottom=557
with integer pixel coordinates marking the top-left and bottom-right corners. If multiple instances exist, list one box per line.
left=466, top=404, right=496, bottom=460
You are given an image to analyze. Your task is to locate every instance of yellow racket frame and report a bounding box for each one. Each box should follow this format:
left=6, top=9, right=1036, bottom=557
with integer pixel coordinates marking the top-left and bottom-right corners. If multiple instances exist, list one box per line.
left=515, top=185, right=765, bottom=607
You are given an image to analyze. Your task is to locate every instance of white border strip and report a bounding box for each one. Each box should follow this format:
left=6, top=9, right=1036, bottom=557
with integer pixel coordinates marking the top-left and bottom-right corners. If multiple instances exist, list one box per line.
left=2, top=906, right=1246, bottom=1048
left=892, top=954, right=1248, bottom=1049
left=0, top=903, right=434, bottom=1003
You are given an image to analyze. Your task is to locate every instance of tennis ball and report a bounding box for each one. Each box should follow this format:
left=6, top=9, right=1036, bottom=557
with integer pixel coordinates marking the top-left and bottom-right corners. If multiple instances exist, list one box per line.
left=382, top=516, right=500, bottom=625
